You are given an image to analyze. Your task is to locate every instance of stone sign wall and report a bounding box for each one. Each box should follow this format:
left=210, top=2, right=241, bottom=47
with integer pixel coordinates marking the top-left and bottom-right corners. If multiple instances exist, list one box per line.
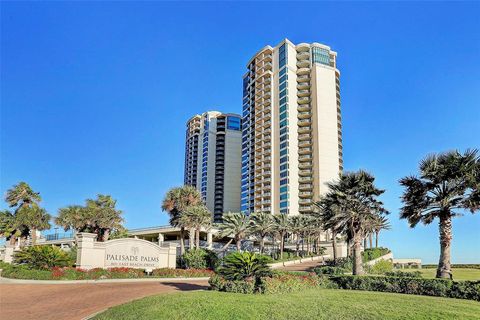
left=76, top=233, right=177, bottom=270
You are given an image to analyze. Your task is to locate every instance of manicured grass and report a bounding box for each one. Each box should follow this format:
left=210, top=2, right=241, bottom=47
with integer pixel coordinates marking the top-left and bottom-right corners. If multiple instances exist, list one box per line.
left=93, top=288, right=480, bottom=320
left=405, top=268, right=480, bottom=281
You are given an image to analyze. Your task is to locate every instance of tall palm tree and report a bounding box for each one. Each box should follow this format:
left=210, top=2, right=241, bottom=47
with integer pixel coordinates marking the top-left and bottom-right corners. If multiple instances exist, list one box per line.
left=5, top=182, right=41, bottom=208
left=290, top=215, right=303, bottom=257
left=15, top=204, right=51, bottom=245
left=250, top=212, right=275, bottom=254
left=85, top=194, right=123, bottom=241
left=5, top=182, right=44, bottom=245
left=318, top=170, right=388, bottom=275
left=0, top=210, right=26, bottom=245
left=162, top=186, right=202, bottom=255
left=274, top=214, right=290, bottom=259
left=218, top=212, right=250, bottom=251
left=182, top=205, right=212, bottom=249
left=55, top=205, right=90, bottom=233
left=371, top=215, right=391, bottom=248
left=399, top=149, right=479, bottom=279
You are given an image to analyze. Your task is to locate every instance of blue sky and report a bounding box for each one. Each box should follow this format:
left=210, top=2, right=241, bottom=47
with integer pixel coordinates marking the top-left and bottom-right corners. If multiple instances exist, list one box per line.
left=1, top=2, right=479, bottom=263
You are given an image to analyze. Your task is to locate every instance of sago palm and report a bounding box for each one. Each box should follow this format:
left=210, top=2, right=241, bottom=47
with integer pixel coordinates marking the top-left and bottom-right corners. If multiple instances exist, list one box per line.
left=399, top=149, right=479, bottom=279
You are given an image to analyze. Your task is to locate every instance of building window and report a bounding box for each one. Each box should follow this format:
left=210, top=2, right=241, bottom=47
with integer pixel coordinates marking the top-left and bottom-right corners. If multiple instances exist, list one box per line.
left=227, top=116, right=241, bottom=130
left=312, top=47, right=331, bottom=66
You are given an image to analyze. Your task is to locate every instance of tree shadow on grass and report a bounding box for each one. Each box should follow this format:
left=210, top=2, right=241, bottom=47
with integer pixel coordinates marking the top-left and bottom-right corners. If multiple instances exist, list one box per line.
left=161, top=282, right=210, bottom=291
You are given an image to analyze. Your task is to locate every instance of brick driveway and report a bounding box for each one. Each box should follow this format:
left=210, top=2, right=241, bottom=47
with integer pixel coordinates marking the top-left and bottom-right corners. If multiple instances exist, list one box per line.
left=0, top=280, right=209, bottom=320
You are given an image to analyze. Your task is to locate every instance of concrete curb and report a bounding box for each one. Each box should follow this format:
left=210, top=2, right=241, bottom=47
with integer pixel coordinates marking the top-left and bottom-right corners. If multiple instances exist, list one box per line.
left=0, top=276, right=210, bottom=285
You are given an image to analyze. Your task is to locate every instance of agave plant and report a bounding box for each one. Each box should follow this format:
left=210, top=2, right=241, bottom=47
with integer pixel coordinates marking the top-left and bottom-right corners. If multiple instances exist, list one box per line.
left=217, top=251, right=271, bottom=281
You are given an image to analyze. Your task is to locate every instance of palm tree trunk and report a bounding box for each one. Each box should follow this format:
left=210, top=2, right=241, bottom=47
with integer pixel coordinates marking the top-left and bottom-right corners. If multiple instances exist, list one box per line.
left=295, top=234, right=300, bottom=257
left=189, top=228, right=195, bottom=250
left=375, top=231, right=379, bottom=248
left=280, top=232, right=285, bottom=260
left=195, top=228, right=200, bottom=249
left=363, top=237, right=367, bottom=249
left=103, top=229, right=110, bottom=242
left=236, top=236, right=241, bottom=251
left=9, top=235, right=16, bottom=246
left=352, top=234, right=365, bottom=275
left=369, top=234, right=373, bottom=249
left=31, top=228, right=37, bottom=245
left=260, top=237, right=265, bottom=254
left=437, top=215, right=453, bottom=279
left=180, top=227, right=185, bottom=255
left=332, top=230, right=337, bottom=262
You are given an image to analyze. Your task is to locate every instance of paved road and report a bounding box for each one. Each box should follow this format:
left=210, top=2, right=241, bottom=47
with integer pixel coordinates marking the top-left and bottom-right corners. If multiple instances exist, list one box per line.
left=0, top=280, right=209, bottom=320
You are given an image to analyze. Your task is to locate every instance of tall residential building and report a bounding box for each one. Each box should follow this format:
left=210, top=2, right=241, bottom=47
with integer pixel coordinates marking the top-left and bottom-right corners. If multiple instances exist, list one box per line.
left=241, top=39, right=343, bottom=216
left=184, top=111, right=242, bottom=221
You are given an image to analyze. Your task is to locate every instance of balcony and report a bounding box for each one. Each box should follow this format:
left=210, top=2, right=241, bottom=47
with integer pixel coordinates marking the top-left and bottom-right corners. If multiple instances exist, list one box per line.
left=299, top=147, right=312, bottom=154
left=299, top=198, right=312, bottom=204
left=298, top=118, right=311, bottom=126
left=299, top=169, right=312, bottom=176
left=297, top=89, right=310, bottom=97
left=296, top=60, right=310, bottom=68
left=298, top=126, right=312, bottom=133
left=299, top=205, right=312, bottom=212
left=296, top=51, right=310, bottom=60
left=299, top=191, right=313, bottom=197
left=299, top=183, right=313, bottom=190
left=299, top=154, right=312, bottom=161
left=297, top=68, right=310, bottom=75
left=297, top=104, right=311, bottom=112
left=298, top=133, right=311, bottom=140
left=298, top=111, right=311, bottom=119
left=296, top=43, right=310, bottom=52
left=298, top=139, right=312, bottom=147
left=298, top=161, right=313, bottom=168
left=298, top=97, right=311, bottom=104
left=297, top=83, right=310, bottom=90
left=299, top=176, right=313, bottom=183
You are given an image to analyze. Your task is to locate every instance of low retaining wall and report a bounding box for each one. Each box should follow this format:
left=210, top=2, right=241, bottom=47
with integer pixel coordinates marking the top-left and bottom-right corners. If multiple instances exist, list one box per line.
left=365, top=252, right=394, bottom=266
left=269, top=255, right=331, bottom=269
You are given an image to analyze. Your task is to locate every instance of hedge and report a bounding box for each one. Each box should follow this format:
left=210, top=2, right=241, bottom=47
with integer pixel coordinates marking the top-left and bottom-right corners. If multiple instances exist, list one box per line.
left=329, top=275, right=480, bottom=301
left=422, top=264, right=480, bottom=269
left=362, top=247, right=390, bottom=262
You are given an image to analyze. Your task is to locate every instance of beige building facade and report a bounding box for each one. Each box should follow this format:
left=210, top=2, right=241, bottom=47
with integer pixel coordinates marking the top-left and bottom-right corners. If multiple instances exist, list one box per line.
left=184, top=111, right=242, bottom=221
left=241, top=39, right=343, bottom=215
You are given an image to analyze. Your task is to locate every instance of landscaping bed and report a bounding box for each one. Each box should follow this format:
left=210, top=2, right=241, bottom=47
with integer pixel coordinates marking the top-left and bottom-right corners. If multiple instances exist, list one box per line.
left=0, top=263, right=213, bottom=280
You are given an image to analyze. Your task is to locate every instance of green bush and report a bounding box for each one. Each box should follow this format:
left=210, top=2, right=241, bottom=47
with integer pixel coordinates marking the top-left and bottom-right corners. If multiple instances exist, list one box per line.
left=362, top=247, right=390, bottom=262
left=209, top=274, right=255, bottom=294
left=217, top=251, right=271, bottom=281
left=259, top=272, right=328, bottom=294
left=313, top=266, right=346, bottom=276
left=367, top=259, right=393, bottom=274
left=326, top=257, right=353, bottom=271
left=329, top=275, right=480, bottom=301
left=181, top=248, right=219, bottom=270
left=13, top=245, right=74, bottom=270
left=385, top=270, right=422, bottom=278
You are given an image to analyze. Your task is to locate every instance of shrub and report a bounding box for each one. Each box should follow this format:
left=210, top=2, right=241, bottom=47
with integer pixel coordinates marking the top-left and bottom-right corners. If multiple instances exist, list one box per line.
left=259, top=272, right=325, bottom=294
left=367, top=259, right=393, bottom=274
left=422, top=264, right=480, bottom=269
left=362, top=247, right=390, bottom=262
left=329, top=275, right=480, bottom=301
left=385, top=270, right=422, bottom=278
left=152, top=268, right=214, bottom=278
left=326, top=257, right=353, bottom=272
left=181, top=248, right=220, bottom=270
left=13, top=245, right=74, bottom=270
left=313, top=266, right=346, bottom=276
left=209, top=274, right=255, bottom=294
left=217, top=251, right=271, bottom=281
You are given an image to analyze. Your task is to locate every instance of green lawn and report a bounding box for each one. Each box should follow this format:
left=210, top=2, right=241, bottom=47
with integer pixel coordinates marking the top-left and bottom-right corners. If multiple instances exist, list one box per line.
left=93, top=289, right=480, bottom=320
left=405, top=268, right=480, bottom=281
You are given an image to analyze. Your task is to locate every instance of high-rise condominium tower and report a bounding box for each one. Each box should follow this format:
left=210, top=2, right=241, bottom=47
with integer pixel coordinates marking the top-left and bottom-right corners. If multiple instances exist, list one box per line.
left=184, top=111, right=242, bottom=221
left=241, top=39, right=343, bottom=215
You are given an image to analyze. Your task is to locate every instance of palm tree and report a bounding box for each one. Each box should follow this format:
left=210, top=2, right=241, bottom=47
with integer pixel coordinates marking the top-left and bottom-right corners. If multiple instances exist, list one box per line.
left=5, top=182, right=43, bottom=245
left=55, top=205, right=90, bottom=233
left=218, top=212, right=250, bottom=251
left=0, top=210, right=26, bottom=245
left=250, top=212, right=275, bottom=254
left=15, top=204, right=51, bottom=245
left=5, top=182, right=41, bottom=208
left=274, top=214, right=290, bottom=259
left=182, top=205, right=212, bottom=249
left=289, top=215, right=303, bottom=257
left=162, top=186, right=202, bottom=255
left=371, top=215, right=391, bottom=248
left=318, top=170, right=388, bottom=275
left=85, top=194, right=123, bottom=241
left=399, top=149, right=479, bottom=279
